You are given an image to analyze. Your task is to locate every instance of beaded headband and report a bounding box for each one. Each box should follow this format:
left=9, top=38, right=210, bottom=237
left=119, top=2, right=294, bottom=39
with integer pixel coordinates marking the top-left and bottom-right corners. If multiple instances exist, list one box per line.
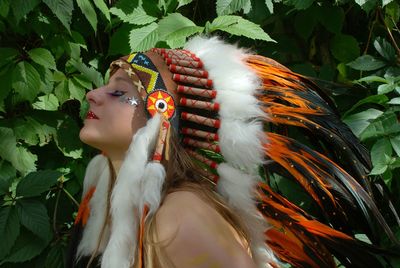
left=110, top=50, right=221, bottom=182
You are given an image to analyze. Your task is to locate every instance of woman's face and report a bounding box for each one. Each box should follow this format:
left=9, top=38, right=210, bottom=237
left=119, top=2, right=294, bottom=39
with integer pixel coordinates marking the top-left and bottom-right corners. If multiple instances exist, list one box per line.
left=79, top=68, right=147, bottom=158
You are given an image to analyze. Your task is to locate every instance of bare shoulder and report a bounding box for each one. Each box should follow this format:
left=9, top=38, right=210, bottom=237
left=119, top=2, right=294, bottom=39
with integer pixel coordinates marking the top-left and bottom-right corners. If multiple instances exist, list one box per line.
left=154, top=190, right=257, bottom=268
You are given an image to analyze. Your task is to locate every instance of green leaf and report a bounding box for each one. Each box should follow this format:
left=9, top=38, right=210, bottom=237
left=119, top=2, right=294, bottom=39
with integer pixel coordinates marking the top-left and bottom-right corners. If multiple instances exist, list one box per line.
left=388, top=97, right=400, bottom=105
left=265, top=0, right=273, bottom=13
left=343, top=95, right=389, bottom=117
left=108, top=24, right=132, bottom=56
left=209, top=15, right=274, bottom=41
left=378, top=83, right=395, bottom=94
left=17, top=200, right=51, bottom=241
left=12, top=61, right=41, bottom=102
left=32, top=94, right=60, bottom=111
left=13, top=116, right=56, bottom=146
left=16, top=170, right=61, bottom=197
left=0, top=65, right=13, bottom=112
left=374, top=37, right=396, bottom=62
left=354, top=0, right=378, bottom=12
left=390, top=135, right=400, bottom=157
left=357, top=75, right=388, bottom=83
left=0, top=207, right=20, bottom=260
left=177, top=0, right=193, bottom=8
left=93, top=0, right=110, bottom=21
left=330, top=34, right=360, bottom=62
left=76, top=0, right=98, bottom=33
left=1, top=228, right=49, bottom=263
left=371, top=138, right=392, bottom=167
left=369, top=164, right=388, bottom=175
left=347, top=55, right=387, bottom=71
left=0, top=127, right=37, bottom=174
left=216, top=0, right=251, bottom=15
left=342, top=108, right=383, bottom=137
left=45, top=244, right=64, bottom=268
left=69, top=78, right=86, bottom=102
left=69, top=58, right=103, bottom=87
left=28, top=48, right=57, bottom=70
left=158, top=13, right=203, bottom=48
left=110, top=6, right=157, bottom=25
left=294, top=8, right=317, bottom=40
left=318, top=5, right=344, bottom=34
left=360, top=111, right=400, bottom=141
left=129, top=23, right=159, bottom=52
left=0, top=161, right=15, bottom=191
left=0, top=47, right=19, bottom=68
left=0, top=0, right=10, bottom=18
left=283, top=0, right=315, bottom=10
left=10, top=0, right=40, bottom=23
left=55, top=80, right=70, bottom=104
left=55, top=117, right=83, bottom=159
left=383, top=0, right=394, bottom=7
left=43, top=0, right=74, bottom=32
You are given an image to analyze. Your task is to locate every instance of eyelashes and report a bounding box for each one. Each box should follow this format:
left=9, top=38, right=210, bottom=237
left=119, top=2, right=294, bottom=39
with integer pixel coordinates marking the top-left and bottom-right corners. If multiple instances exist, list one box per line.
left=108, top=90, right=127, bottom=97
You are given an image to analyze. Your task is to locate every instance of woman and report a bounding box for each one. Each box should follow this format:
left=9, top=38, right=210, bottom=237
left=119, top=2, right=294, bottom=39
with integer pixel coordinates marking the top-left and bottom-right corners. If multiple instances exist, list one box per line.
left=68, top=36, right=398, bottom=268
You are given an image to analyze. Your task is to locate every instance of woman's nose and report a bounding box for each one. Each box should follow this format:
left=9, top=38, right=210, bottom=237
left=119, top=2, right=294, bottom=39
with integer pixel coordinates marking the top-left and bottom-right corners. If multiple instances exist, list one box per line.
left=86, top=88, right=103, bottom=105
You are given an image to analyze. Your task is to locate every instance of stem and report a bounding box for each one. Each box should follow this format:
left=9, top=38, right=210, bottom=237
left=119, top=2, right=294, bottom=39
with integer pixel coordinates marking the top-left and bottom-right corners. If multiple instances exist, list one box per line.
left=363, top=10, right=379, bottom=55
left=53, top=190, right=61, bottom=238
left=378, top=8, right=400, bottom=57
left=63, top=188, right=80, bottom=207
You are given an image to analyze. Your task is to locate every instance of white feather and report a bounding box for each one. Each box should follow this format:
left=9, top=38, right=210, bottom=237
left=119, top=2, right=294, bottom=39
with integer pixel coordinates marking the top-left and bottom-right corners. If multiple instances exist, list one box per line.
left=217, top=163, right=277, bottom=266
left=140, top=161, right=166, bottom=216
left=101, top=114, right=162, bottom=268
left=77, top=155, right=110, bottom=259
left=187, top=36, right=276, bottom=267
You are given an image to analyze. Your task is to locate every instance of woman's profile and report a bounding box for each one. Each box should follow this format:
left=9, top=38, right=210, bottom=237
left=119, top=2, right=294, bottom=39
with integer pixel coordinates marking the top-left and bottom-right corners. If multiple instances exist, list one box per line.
left=67, top=36, right=398, bottom=268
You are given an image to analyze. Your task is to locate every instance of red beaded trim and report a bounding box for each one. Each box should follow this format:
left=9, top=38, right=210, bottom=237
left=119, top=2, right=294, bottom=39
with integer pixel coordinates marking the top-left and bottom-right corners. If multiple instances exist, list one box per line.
left=186, top=149, right=219, bottom=170
left=181, top=112, right=221, bottom=128
left=180, top=97, right=219, bottom=111
left=181, top=127, right=219, bottom=141
left=183, top=137, right=220, bottom=153
left=173, top=74, right=213, bottom=88
left=165, top=58, right=203, bottom=68
left=169, top=64, right=209, bottom=78
left=177, top=85, right=217, bottom=99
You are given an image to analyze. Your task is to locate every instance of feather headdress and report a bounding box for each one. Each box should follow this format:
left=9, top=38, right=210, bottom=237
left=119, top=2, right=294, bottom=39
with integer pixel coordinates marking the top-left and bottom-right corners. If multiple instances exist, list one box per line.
left=69, top=36, right=399, bottom=268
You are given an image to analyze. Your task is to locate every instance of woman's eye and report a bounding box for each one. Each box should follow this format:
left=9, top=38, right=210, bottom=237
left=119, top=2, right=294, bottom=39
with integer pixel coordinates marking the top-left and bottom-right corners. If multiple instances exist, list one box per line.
left=109, top=90, right=126, bottom=97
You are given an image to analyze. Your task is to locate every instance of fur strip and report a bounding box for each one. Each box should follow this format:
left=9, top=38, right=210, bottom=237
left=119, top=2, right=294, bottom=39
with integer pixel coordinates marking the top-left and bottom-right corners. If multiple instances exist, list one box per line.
left=82, top=154, right=108, bottom=194
left=185, top=36, right=265, bottom=171
left=101, top=114, right=162, bottom=268
left=217, top=163, right=277, bottom=267
left=140, top=161, right=166, bottom=216
left=77, top=155, right=110, bottom=258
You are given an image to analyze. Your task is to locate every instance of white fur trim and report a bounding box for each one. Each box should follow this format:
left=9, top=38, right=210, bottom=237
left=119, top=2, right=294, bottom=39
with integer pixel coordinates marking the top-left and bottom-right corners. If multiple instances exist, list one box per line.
left=101, top=113, right=162, bottom=268
left=185, top=36, right=265, bottom=171
left=140, top=161, right=166, bottom=216
left=217, top=163, right=276, bottom=266
left=187, top=36, right=276, bottom=266
left=77, top=154, right=110, bottom=259
left=82, top=154, right=108, bottom=194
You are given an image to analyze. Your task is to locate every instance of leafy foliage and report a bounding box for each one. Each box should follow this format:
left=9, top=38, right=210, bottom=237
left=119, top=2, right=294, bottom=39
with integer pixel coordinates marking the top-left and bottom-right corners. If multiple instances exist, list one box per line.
left=0, top=0, right=399, bottom=266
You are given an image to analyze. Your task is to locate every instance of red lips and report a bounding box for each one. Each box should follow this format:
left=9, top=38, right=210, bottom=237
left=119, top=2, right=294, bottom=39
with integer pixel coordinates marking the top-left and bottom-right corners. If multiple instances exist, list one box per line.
left=86, top=111, right=99, bottom=119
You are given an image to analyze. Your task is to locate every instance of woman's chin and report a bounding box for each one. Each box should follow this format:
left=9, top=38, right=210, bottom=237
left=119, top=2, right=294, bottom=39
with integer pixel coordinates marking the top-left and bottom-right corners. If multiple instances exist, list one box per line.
left=79, top=129, right=102, bottom=149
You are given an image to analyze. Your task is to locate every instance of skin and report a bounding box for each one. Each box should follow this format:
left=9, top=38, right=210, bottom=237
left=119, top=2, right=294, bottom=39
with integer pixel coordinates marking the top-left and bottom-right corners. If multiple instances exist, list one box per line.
left=79, top=68, right=147, bottom=173
left=80, top=58, right=258, bottom=268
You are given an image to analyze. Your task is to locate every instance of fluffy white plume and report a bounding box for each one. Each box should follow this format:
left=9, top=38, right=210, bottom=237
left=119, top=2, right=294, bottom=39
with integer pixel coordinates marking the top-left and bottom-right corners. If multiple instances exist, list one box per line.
left=82, top=154, right=108, bottom=194
left=187, top=36, right=276, bottom=267
left=140, top=161, right=166, bottom=216
left=217, top=164, right=276, bottom=266
left=101, top=114, right=161, bottom=268
left=77, top=154, right=110, bottom=258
